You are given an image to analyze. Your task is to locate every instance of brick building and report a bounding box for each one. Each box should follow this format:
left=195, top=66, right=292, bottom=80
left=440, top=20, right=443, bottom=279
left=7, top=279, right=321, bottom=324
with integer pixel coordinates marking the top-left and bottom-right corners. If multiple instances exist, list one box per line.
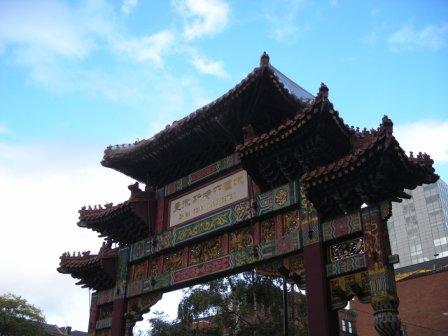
left=350, top=257, right=448, bottom=335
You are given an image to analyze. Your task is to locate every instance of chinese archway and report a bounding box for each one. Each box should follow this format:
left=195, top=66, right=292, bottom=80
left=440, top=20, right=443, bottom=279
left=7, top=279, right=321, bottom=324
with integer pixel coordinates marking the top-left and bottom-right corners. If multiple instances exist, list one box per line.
left=58, top=53, right=438, bottom=336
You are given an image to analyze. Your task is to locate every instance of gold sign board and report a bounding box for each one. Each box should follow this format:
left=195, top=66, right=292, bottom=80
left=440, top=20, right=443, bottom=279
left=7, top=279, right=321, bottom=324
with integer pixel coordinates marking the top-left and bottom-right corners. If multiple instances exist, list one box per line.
left=169, top=170, right=249, bottom=227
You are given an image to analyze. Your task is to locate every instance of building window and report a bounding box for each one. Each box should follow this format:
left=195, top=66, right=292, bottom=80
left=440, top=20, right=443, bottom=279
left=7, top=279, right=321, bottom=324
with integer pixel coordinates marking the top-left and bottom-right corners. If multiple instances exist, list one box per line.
left=410, top=243, right=422, bottom=256
left=400, top=323, right=408, bottom=335
left=341, top=319, right=346, bottom=332
left=434, top=237, right=448, bottom=247
left=429, top=210, right=443, bottom=226
left=348, top=321, right=353, bottom=334
left=427, top=198, right=442, bottom=212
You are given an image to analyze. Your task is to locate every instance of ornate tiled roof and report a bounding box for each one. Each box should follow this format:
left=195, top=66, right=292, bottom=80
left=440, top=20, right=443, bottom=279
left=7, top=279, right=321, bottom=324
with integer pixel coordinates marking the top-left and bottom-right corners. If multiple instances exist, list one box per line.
left=78, top=201, right=131, bottom=225
left=298, top=115, right=438, bottom=218
left=235, top=81, right=438, bottom=218
left=77, top=183, right=154, bottom=244
left=57, top=244, right=117, bottom=290
left=101, top=53, right=314, bottom=186
left=237, top=85, right=350, bottom=156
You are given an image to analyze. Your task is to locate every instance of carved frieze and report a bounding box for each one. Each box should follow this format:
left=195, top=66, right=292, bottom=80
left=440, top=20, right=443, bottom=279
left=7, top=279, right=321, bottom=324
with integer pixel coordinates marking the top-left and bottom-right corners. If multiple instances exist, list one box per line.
left=229, top=226, right=253, bottom=251
left=261, top=218, right=276, bottom=244
left=131, top=261, right=147, bottom=282
left=163, top=250, right=183, bottom=272
left=189, top=236, right=222, bottom=266
left=329, top=271, right=371, bottom=310
left=329, top=237, right=364, bottom=262
left=283, top=210, right=300, bottom=235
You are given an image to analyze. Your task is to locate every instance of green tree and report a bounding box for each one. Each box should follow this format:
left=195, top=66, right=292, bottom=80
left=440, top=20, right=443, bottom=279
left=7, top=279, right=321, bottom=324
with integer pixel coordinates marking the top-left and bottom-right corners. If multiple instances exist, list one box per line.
left=147, top=272, right=307, bottom=336
left=0, top=293, right=46, bottom=336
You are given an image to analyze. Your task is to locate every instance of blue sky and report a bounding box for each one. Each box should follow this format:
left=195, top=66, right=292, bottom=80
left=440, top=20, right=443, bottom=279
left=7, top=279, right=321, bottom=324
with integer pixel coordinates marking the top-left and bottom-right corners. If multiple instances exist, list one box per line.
left=0, top=0, right=447, bottom=332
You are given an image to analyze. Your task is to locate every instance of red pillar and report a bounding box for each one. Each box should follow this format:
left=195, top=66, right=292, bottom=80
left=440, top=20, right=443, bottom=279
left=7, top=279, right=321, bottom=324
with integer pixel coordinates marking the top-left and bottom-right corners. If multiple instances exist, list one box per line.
left=111, top=247, right=131, bottom=336
left=87, top=293, right=98, bottom=336
left=301, top=186, right=339, bottom=336
left=111, top=298, right=126, bottom=336
left=304, top=241, right=339, bottom=336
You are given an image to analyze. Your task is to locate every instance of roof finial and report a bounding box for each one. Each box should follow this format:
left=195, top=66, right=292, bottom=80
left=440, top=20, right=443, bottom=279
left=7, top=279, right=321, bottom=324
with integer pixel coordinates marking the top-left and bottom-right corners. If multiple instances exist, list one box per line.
left=317, top=82, right=329, bottom=100
left=260, top=51, right=270, bottom=67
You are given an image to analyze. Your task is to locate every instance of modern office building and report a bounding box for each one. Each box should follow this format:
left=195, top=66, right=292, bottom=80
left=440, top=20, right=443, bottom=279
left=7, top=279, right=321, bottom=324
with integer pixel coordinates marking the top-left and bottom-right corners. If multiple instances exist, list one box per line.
left=387, top=178, right=448, bottom=268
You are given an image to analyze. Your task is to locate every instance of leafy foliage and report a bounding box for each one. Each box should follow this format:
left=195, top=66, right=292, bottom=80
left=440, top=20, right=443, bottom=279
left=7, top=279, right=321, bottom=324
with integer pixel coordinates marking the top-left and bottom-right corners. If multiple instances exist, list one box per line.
left=145, top=272, right=307, bottom=336
left=0, top=293, right=46, bottom=336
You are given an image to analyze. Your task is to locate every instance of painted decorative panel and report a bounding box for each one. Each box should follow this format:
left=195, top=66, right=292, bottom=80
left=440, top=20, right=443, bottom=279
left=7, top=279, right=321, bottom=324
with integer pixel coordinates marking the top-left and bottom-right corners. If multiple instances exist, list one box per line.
left=283, top=210, right=300, bottom=235
left=229, top=226, right=253, bottom=252
left=163, top=250, right=183, bottom=273
left=322, top=211, right=362, bottom=242
left=173, top=209, right=232, bottom=245
left=173, top=255, right=232, bottom=284
left=97, top=288, right=114, bottom=305
left=259, top=232, right=300, bottom=260
left=329, top=237, right=364, bottom=262
left=256, top=254, right=304, bottom=278
left=188, top=236, right=222, bottom=266
left=255, top=182, right=299, bottom=216
left=169, top=170, right=249, bottom=227
left=326, top=254, right=367, bottom=277
left=260, top=218, right=276, bottom=244
left=130, top=239, right=153, bottom=263
left=329, top=271, right=370, bottom=310
left=130, top=181, right=300, bottom=262
left=130, top=261, right=147, bottom=282
left=162, top=154, right=240, bottom=197
left=126, top=224, right=302, bottom=297
left=96, top=304, right=113, bottom=330
left=127, top=279, right=144, bottom=297
left=115, top=247, right=130, bottom=299
left=96, top=317, right=112, bottom=330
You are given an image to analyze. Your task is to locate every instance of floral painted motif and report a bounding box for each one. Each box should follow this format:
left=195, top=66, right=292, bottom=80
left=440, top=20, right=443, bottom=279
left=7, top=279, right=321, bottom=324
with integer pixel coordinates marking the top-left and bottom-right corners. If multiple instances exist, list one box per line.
left=189, top=244, right=203, bottom=266
left=164, top=250, right=183, bottom=272
left=230, top=246, right=258, bottom=268
left=284, top=210, right=300, bottom=235
left=274, top=188, right=288, bottom=206
left=173, top=210, right=232, bottom=244
left=233, top=200, right=252, bottom=222
left=189, top=237, right=222, bottom=266
left=149, top=260, right=160, bottom=277
left=229, top=226, right=253, bottom=251
left=155, top=232, right=173, bottom=251
left=131, top=261, right=147, bottom=281
left=261, top=218, right=276, bottom=244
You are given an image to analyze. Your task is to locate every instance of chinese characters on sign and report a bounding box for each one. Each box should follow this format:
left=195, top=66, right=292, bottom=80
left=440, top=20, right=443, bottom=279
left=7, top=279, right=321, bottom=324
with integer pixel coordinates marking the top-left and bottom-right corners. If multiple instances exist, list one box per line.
left=169, top=170, right=249, bottom=227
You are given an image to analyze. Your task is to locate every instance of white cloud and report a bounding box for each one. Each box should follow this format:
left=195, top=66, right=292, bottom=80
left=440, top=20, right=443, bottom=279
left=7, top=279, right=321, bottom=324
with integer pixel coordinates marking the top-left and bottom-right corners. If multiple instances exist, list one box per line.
left=264, top=0, right=308, bottom=43
left=0, top=0, right=228, bottom=103
left=0, top=123, right=7, bottom=134
left=113, top=30, right=176, bottom=67
left=0, top=142, right=133, bottom=330
left=0, top=0, right=114, bottom=61
left=394, top=119, right=448, bottom=164
left=122, top=0, right=139, bottom=15
left=389, top=23, right=448, bottom=52
left=370, top=7, right=380, bottom=17
left=329, top=0, right=338, bottom=7
left=187, top=49, right=228, bottom=78
left=173, top=0, right=229, bottom=40
left=362, top=30, right=378, bottom=45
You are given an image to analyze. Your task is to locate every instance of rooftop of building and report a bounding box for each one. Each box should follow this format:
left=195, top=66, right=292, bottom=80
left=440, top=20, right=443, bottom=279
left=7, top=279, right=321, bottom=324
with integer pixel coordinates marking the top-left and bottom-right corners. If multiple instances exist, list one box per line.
left=44, top=323, right=87, bottom=336
left=395, top=256, right=448, bottom=282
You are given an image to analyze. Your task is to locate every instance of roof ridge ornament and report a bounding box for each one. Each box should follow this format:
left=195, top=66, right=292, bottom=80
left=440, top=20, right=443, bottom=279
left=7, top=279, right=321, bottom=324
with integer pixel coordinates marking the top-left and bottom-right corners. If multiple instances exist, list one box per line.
left=260, top=51, right=270, bottom=67
left=242, top=124, right=256, bottom=144
left=317, top=82, right=329, bottom=100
